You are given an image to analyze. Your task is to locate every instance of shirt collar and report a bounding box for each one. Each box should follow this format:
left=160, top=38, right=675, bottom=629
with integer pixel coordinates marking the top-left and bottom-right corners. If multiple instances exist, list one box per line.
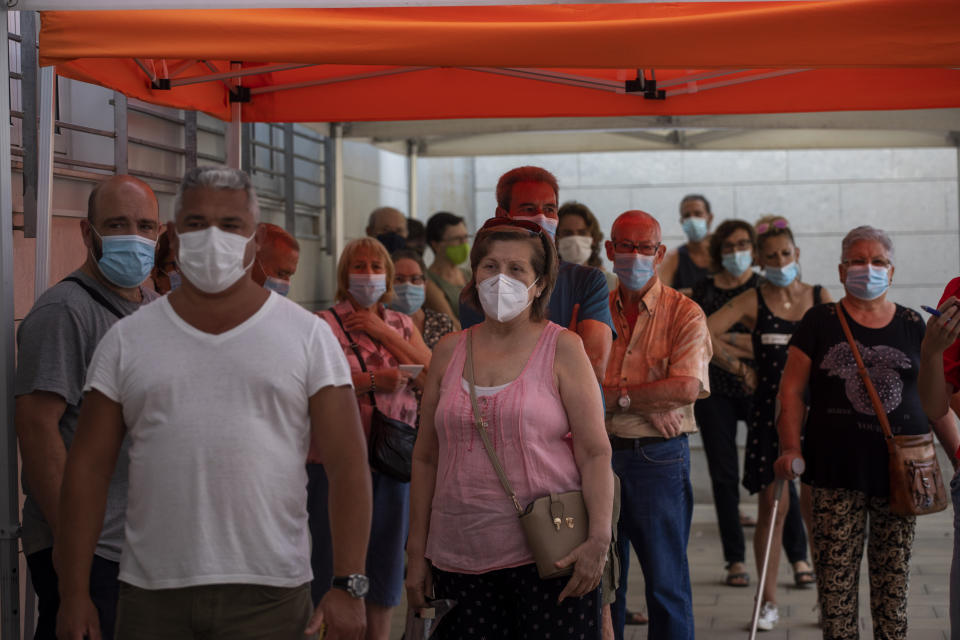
left=614, top=278, right=662, bottom=316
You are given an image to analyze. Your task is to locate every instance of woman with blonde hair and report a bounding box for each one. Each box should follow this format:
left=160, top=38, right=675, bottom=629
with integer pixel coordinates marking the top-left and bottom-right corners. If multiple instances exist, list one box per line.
left=309, top=237, right=431, bottom=640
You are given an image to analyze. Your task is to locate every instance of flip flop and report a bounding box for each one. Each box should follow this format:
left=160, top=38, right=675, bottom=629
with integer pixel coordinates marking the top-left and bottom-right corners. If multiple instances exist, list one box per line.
left=794, top=569, right=816, bottom=589
left=625, top=610, right=648, bottom=625
left=725, top=570, right=750, bottom=587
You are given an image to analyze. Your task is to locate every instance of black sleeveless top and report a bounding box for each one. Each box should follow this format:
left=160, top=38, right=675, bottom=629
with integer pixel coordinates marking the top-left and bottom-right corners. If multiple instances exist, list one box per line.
left=674, top=244, right=709, bottom=290
left=691, top=273, right=761, bottom=398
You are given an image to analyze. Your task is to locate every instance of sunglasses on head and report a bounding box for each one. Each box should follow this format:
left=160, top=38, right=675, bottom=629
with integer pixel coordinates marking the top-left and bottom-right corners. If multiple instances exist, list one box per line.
left=755, top=218, right=789, bottom=235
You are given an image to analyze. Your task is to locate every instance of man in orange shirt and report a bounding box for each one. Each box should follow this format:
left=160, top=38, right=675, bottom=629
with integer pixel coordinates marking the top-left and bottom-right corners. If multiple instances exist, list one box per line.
left=601, top=210, right=711, bottom=640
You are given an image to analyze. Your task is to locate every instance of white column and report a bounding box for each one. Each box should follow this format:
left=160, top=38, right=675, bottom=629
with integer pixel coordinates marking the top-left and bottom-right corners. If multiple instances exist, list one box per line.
left=331, top=123, right=345, bottom=260
left=407, top=139, right=418, bottom=219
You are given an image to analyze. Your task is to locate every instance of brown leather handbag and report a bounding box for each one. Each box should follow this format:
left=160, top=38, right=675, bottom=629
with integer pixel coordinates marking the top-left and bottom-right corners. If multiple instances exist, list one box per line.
left=836, top=303, right=948, bottom=516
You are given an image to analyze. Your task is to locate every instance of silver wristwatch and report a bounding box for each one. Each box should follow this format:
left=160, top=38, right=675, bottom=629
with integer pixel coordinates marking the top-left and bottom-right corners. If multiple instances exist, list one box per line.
left=331, top=573, right=369, bottom=598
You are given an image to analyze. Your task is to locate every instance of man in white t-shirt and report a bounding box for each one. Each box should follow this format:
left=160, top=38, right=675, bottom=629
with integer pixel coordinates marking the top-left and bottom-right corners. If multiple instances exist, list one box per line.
left=56, top=166, right=373, bottom=640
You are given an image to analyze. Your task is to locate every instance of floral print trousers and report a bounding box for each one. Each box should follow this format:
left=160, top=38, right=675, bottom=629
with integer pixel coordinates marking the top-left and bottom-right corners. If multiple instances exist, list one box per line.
left=812, top=487, right=916, bottom=640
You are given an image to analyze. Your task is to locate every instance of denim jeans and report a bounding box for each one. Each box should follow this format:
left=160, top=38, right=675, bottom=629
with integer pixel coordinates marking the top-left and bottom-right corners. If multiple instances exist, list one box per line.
left=951, top=467, right=960, bottom=639
left=611, top=435, right=694, bottom=640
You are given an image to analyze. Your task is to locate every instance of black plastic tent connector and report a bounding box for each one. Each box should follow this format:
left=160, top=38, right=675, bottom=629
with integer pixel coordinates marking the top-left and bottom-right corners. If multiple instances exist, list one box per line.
left=624, top=73, right=665, bottom=100
left=230, top=86, right=251, bottom=103
left=151, top=78, right=171, bottom=91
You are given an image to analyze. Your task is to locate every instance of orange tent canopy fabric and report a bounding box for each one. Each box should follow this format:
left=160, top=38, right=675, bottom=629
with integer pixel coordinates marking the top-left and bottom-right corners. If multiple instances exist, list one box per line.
left=40, top=1, right=960, bottom=122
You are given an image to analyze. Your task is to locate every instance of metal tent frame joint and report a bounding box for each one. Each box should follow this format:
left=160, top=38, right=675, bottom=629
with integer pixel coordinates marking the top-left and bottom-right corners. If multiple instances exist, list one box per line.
left=230, top=85, right=251, bottom=103
left=625, top=70, right=665, bottom=100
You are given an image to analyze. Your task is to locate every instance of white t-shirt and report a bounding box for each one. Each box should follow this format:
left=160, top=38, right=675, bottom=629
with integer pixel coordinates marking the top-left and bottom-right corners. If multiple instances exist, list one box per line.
left=84, top=292, right=353, bottom=590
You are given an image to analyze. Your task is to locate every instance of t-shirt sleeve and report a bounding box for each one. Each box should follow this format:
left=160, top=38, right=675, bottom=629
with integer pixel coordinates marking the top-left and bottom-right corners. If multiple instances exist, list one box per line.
left=788, top=305, right=822, bottom=359
left=306, top=318, right=354, bottom=396
left=15, top=303, right=88, bottom=405
left=82, top=324, right=124, bottom=403
left=575, top=267, right=617, bottom=339
left=668, top=303, right=712, bottom=397
left=939, top=278, right=960, bottom=390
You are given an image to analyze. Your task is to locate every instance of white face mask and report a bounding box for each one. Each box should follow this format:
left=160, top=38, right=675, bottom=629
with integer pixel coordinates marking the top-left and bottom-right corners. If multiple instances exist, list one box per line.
left=478, top=273, right=538, bottom=323
left=176, top=226, right=255, bottom=294
left=557, top=235, right=593, bottom=265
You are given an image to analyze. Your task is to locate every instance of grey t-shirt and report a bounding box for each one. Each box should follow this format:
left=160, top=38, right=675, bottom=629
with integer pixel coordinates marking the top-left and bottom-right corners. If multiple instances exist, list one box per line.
left=15, top=269, right=158, bottom=561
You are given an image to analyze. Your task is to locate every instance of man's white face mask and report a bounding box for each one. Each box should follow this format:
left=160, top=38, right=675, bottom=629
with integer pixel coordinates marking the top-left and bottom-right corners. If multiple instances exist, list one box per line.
left=176, top=226, right=255, bottom=294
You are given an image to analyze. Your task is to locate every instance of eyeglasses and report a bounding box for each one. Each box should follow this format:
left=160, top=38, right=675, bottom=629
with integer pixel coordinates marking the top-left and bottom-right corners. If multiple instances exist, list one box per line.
left=612, top=241, right=661, bottom=256
left=721, top=239, right=754, bottom=253
left=755, top=219, right=789, bottom=235
left=843, top=258, right=892, bottom=268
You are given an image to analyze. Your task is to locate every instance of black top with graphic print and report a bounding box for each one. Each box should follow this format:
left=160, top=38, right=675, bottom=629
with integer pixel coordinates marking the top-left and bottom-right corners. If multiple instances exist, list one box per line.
left=790, top=302, right=928, bottom=497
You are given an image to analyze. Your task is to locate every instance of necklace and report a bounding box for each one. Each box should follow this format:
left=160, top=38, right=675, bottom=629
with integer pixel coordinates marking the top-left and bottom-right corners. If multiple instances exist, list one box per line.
left=783, top=300, right=792, bottom=310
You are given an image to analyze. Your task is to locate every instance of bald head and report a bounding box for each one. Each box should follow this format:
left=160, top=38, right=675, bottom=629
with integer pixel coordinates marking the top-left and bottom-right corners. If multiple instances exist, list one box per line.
left=87, top=175, right=159, bottom=226
left=367, top=207, right=408, bottom=238
left=611, top=210, right=661, bottom=244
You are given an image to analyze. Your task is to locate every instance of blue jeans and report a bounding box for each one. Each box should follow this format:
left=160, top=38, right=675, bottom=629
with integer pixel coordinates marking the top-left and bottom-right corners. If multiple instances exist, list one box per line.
left=611, top=436, right=694, bottom=640
left=951, top=467, right=960, bottom=639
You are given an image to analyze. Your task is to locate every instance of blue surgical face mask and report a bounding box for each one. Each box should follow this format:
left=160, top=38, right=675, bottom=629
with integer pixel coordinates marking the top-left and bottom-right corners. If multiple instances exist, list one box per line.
left=348, top=273, right=387, bottom=308
left=844, top=264, right=890, bottom=300
left=512, top=214, right=558, bottom=241
left=168, top=270, right=182, bottom=291
left=764, top=261, right=799, bottom=287
left=682, top=217, right=709, bottom=242
left=722, top=250, right=753, bottom=277
left=264, top=276, right=291, bottom=297
left=91, top=228, right=156, bottom=288
left=388, top=283, right=426, bottom=315
left=614, top=253, right=657, bottom=291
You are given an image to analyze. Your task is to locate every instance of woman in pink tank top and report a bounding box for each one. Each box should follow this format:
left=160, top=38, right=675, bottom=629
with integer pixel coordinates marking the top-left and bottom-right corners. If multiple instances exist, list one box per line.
left=406, top=218, right=614, bottom=640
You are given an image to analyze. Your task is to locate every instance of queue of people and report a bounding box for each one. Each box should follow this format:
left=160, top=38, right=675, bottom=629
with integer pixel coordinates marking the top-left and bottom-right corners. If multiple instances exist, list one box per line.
left=12, top=161, right=960, bottom=640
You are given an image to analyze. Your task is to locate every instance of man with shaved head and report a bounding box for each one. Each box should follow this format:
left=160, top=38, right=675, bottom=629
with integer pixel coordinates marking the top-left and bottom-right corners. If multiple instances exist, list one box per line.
left=15, top=174, right=161, bottom=639
left=601, top=210, right=712, bottom=640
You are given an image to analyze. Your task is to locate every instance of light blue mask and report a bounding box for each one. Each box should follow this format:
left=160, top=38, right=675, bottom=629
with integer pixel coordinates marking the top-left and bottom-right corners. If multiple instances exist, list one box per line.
left=388, top=283, right=426, bottom=315
left=512, top=214, right=558, bottom=241
left=722, top=250, right=753, bottom=277
left=168, top=271, right=182, bottom=291
left=682, top=217, right=709, bottom=242
left=614, top=253, right=656, bottom=291
left=348, top=273, right=387, bottom=308
left=92, top=228, right=155, bottom=288
left=764, top=261, right=799, bottom=287
left=845, top=264, right=890, bottom=300
left=264, top=276, right=291, bottom=297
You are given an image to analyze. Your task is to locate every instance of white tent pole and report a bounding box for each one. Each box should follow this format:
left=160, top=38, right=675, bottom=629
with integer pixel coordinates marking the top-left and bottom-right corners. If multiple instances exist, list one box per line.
left=407, top=139, right=418, bottom=219
left=35, top=66, right=55, bottom=301
left=0, top=8, right=23, bottom=640
left=225, top=61, right=242, bottom=169
left=331, top=122, right=344, bottom=260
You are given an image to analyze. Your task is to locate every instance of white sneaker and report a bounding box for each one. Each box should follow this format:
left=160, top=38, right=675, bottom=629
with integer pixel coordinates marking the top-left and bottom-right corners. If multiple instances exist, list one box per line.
left=756, top=601, right=779, bottom=631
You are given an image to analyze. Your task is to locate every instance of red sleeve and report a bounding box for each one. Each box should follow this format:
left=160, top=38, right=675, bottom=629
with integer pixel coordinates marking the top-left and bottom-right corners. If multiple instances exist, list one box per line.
left=938, top=278, right=960, bottom=391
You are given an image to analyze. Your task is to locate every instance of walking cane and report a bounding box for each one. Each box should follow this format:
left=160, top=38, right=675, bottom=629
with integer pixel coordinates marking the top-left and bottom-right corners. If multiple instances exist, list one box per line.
left=748, top=457, right=804, bottom=639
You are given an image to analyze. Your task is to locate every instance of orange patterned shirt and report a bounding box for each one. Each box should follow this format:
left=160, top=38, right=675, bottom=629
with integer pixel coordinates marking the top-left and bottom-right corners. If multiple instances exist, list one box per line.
left=602, top=279, right=712, bottom=438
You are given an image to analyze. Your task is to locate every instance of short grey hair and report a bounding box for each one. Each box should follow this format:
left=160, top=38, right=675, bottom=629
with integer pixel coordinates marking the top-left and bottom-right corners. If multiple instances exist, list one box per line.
left=173, top=166, right=260, bottom=221
left=841, top=225, right=894, bottom=263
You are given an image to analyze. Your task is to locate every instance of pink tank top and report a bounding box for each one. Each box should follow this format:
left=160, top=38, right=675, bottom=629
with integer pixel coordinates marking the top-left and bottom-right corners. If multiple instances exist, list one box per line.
left=425, top=322, right=581, bottom=573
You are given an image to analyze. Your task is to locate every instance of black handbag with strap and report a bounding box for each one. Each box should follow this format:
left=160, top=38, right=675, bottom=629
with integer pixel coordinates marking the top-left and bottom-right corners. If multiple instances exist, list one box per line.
left=329, top=308, right=417, bottom=483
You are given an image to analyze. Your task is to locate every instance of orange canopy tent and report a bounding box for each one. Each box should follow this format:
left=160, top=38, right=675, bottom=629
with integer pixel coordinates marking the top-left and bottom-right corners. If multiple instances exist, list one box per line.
left=38, top=0, right=960, bottom=124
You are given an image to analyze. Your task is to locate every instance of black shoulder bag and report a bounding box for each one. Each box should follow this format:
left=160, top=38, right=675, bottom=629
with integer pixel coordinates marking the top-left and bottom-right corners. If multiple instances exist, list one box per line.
left=329, top=308, right=417, bottom=483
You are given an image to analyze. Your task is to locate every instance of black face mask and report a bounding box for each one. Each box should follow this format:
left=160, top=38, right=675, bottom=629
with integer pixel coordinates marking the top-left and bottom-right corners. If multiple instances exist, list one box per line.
left=376, top=232, right=407, bottom=253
